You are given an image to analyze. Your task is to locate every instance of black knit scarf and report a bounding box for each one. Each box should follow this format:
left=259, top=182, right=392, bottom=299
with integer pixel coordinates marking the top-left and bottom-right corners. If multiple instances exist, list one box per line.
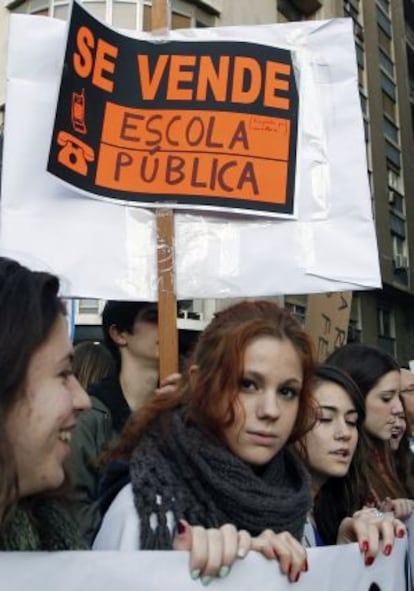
left=129, top=406, right=312, bottom=549
left=0, top=497, right=87, bottom=551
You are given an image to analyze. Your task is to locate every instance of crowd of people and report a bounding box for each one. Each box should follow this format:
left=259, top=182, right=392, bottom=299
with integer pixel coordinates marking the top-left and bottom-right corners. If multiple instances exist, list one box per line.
left=0, top=256, right=413, bottom=584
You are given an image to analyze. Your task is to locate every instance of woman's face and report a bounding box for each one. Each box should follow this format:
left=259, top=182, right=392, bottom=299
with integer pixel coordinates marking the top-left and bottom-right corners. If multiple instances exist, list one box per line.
left=6, top=314, right=90, bottom=497
left=301, top=381, right=358, bottom=489
left=390, top=411, right=407, bottom=451
left=223, top=336, right=303, bottom=466
left=364, top=370, right=403, bottom=440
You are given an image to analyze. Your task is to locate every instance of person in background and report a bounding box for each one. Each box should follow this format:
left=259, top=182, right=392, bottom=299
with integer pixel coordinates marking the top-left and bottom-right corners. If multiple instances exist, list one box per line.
left=389, top=401, right=414, bottom=499
left=326, top=344, right=414, bottom=519
left=72, top=341, right=114, bottom=390
left=297, top=364, right=405, bottom=562
left=389, top=410, right=407, bottom=453
left=70, top=300, right=180, bottom=544
left=0, top=257, right=91, bottom=550
left=400, top=368, right=414, bottom=453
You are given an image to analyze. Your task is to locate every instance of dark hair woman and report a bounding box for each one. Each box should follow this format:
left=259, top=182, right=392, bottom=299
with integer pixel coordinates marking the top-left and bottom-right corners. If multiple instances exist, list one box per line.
left=297, top=364, right=406, bottom=564
left=326, top=344, right=414, bottom=518
left=0, top=256, right=91, bottom=550
left=297, top=365, right=368, bottom=544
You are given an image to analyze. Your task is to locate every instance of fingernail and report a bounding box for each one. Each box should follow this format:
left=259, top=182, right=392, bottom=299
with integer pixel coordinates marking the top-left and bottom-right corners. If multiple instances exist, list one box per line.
left=237, top=548, right=246, bottom=558
left=219, top=566, right=230, bottom=578
left=294, top=572, right=300, bottom=583
left=191, top=569, right=201, bottom=580
left=365, top=556, right=374, bottom=566
left=273, top=549, right=280, bottom=560
left=383, top=544, right=392, bottom=556
left=201, top=576, right=213, bottom=586
left=360, top=540, right=369, bottom=553
left=397, top=529, right=406, bottom=538
left=303, top=559, right=309, bottom=572
left=177, top=520, right=186, bottom=535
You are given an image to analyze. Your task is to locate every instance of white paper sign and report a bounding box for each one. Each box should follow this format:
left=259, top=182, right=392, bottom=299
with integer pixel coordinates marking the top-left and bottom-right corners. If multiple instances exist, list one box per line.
left=0, top=539, right=409, bottom=591
left=0, top=12, right=381, bottom=300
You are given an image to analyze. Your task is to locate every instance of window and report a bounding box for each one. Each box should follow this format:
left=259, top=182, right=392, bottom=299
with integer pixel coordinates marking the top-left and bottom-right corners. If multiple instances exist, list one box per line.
left=379, top=49, right=394, bottom=77
left=377, top=307, right=396, bottom=356
left=382, top=92, right=396, bottom=119
left=381, top=72, right=396, bottom=100
left=355, top=43, right=364, bottom=68
left=378, top=27, right=391, bottom=55
left=385, top=139, right=401, bottom=168
left=284, top=302, right=306, bottom=326
left=383, top=116, right=399, bottom=144
left=376, top=7, right=391, bottom=37
left=343, top=1, right=359, bottom=20
left=112, top=2, right=138, bottom=30
left=78, top=299, right=100, bottom=314
left=378, top=307, right=393, bottom=337
left=390, top=212, right=406, bottom=238
left=376, top=0, right=389, bottom=14
left=388, top=167, right=403, bottom=192
left=144, top=5, right=191, bottom=30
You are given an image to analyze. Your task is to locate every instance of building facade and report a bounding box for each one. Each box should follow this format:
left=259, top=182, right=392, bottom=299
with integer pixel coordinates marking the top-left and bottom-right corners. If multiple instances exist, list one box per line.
left=1, top=0, right=414, bottom=362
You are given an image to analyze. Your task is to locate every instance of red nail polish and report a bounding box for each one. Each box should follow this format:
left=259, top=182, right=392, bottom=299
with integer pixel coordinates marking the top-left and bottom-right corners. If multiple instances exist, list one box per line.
left=177, top=521, right=186, bottom=535
left=273, top=549, right=280, bottom=560
left=294, top=572, right=300, bottom=583
left=365, top=556, right=374, bottom=566
left=303, top=559, right=309, bottom=572
left=360, top=540, right=369, bottom=553
left=397, top=530, right=406, bottom=538
left=383, top=544, right=392, bottom=556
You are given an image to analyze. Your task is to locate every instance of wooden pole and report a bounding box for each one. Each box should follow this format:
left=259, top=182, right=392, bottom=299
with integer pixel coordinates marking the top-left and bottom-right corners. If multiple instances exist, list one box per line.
left=151, top=0, right=179, bottom=380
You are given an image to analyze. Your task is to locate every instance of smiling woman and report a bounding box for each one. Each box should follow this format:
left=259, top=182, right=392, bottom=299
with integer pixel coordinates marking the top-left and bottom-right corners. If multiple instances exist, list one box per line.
left=0, top=257, right=91, bottom=550
left=94, top=300, right=316, bottom=584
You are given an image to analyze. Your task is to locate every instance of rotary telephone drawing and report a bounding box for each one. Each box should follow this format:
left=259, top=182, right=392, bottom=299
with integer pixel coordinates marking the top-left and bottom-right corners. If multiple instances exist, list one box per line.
left=57, top=131, right=95, bottom=176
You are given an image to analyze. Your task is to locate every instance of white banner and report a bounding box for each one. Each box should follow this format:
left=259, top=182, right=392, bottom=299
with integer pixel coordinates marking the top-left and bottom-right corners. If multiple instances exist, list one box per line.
left=1, top=11, right=380, bottom=300
left=0, top=540, right=408, bottom=591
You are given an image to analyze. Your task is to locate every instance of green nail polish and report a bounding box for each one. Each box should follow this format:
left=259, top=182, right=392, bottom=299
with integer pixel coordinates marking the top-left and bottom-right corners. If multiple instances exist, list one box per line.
left=219, top=566, right=230, bottom=578
left=191, top=569, right=201, bottom=580
left=201, top=576, right=213, bottom=586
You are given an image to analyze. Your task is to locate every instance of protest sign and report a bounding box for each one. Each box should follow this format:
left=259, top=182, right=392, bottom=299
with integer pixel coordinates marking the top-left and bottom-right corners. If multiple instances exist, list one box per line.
left=1, top=9, right=381, bottom=300
left=0, top=539, right=409, bottom=591
left=305, top=291, right=352, bottom=361
left=48, top=1, right=298, bottom=217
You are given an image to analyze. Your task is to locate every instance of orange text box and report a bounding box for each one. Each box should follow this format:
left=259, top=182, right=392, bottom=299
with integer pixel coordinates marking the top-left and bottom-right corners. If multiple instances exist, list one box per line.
left=95, top=147, right=288, bottom=204
left=101, top=103, right=291, bottom=161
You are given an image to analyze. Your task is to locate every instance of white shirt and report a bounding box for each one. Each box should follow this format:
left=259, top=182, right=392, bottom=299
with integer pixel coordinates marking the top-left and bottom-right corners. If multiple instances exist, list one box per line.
left=93, top=483, right=175, bottom=550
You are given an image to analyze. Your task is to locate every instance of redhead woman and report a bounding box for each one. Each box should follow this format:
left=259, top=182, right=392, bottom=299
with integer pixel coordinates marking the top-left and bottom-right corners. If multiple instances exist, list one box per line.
left=326, top=344, right=414, bottom=519
left=0, top=257, right=91, bottom=549
left=298, top=364, right=405, bottom=563
left=94, top=300, right=317, bottom=583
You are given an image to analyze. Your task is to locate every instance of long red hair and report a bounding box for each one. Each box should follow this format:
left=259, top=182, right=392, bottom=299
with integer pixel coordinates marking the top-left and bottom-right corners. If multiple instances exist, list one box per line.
left=103, top=300, right=316, bottom=464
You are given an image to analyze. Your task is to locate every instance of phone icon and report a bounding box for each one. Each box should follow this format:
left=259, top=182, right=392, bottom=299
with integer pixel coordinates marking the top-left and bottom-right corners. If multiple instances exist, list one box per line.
left=71, top=89, right=87, bottom=134
left=57, top=131, right=94, bottom=176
